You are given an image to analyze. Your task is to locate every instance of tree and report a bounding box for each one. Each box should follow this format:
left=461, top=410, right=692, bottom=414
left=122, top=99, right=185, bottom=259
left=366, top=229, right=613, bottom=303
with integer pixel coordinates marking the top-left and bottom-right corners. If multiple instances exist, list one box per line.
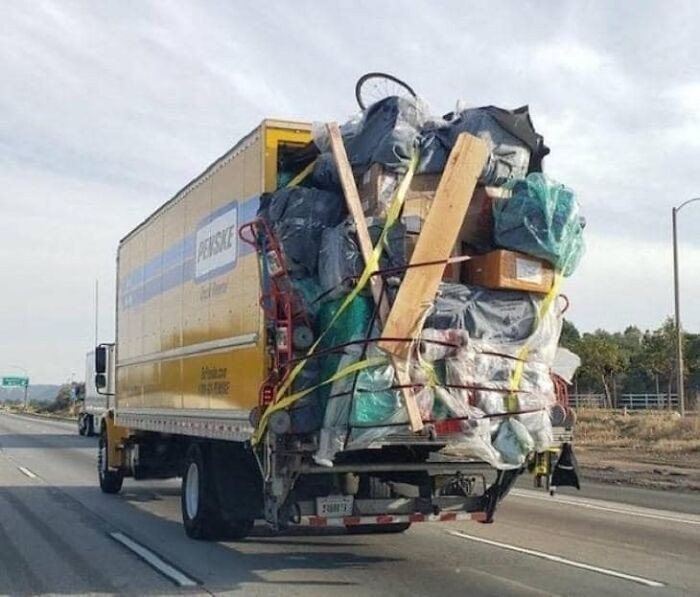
left=575, top=331, right=627, bottom=407
left=638, top=318, right=680, bottom=408
left=559, top=319, right=581, bottom=351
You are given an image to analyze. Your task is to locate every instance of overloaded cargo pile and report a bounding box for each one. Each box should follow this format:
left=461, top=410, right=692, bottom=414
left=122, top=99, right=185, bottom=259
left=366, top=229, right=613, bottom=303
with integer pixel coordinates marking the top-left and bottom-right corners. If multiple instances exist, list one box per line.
left=253, top=94, right=585, bottom=470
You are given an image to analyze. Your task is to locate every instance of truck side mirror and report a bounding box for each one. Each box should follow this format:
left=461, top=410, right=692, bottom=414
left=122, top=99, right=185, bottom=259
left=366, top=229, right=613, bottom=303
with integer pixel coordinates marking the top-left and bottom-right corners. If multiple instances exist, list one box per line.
left=95, top=346, right=107, bottom=374
left=95, top=373, right=106, bottom=389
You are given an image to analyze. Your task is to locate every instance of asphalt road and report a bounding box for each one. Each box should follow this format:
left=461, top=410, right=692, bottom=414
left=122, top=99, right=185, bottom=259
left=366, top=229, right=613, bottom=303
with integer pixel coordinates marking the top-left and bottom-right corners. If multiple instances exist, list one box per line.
left=0, top=411, right=698, bottom=596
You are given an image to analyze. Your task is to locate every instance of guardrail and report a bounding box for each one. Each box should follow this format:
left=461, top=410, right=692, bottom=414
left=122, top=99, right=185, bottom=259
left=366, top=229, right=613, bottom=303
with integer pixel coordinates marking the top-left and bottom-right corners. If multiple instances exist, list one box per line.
left=569, top=393, right=679, bottom=410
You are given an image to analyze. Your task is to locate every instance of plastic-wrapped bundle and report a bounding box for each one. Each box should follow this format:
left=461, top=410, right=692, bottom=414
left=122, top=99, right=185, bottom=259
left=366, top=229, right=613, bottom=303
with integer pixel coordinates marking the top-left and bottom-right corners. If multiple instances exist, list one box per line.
left=344, top=359, right=435, bottom=451
left=445, top=348, right=555, bottom=452
left=493, top=173, right=585, bottom=276
left=317, top=295, right=374, bottom=391
left=313, top=296, right=375, bottom=466
left=290, top=277, right=324, bottom=320
left=418, top=106, right=549, bottom=186
left=260, top=187, right=346, bottom=276
left=313, top=96, right=425, bottom=177
left=318, top=218, right=408, bottom=300
left=316, top=352, right=436, bottom=464
left=430, top=386, right=532, bottom=470
left=288, top=358, right=323, bottom=434
left=425, top=284, right=562, bottom=365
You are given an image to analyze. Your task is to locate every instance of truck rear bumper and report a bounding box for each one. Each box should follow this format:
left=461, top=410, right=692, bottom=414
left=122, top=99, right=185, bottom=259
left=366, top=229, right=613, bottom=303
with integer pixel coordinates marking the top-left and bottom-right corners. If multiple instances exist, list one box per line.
left=284, top=510, right=487, bottom=528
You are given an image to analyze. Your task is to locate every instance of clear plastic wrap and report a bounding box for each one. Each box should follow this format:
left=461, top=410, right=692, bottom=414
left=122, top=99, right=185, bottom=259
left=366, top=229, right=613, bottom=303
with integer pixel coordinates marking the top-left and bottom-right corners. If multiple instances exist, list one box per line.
left=261, top=187, right=346, bottom=276
left=493, top=173, right=585, bottom=276
left=425, top=284, right=563, bottom=365
left=445, top=348, right=555, bottom=452
left=318, top=221, right=360, bottom=300
left=318, top=218, right=408, bottom=300
left=418, top=106, right=548, bottom=186
left=493, top=419, right=535, bottom=466
left=552, top=347, right=582, bottom=384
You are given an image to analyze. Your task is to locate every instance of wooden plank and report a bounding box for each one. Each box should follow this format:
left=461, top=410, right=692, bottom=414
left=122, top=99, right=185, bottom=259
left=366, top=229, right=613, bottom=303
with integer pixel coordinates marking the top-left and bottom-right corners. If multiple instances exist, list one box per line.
left=326, top=122, right=423, bottom=431
left=379, top=133, right=488, bottom=358
left=326, top=123, right=388, bottom=321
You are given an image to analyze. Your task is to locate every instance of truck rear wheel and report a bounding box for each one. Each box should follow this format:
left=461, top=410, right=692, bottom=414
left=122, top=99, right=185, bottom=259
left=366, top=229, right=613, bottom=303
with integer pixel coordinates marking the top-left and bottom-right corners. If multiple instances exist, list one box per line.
left=182, top=443, right=220, bottom=540
left=98, top=427, right=124, bottom=494
left=181, top=442, right=255, bottom=541
left=85, top=415, right=95, bottom=437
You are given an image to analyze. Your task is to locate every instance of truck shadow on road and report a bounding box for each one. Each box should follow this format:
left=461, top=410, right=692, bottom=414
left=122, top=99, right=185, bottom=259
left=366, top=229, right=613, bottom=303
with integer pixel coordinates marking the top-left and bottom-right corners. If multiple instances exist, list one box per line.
left=0, top=482, right=401, bottom=595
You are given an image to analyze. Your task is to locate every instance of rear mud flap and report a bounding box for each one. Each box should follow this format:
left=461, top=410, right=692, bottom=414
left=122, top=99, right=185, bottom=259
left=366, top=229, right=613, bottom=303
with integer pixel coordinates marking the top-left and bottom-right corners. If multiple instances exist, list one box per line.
left=551, top=442, right=580, bottom=490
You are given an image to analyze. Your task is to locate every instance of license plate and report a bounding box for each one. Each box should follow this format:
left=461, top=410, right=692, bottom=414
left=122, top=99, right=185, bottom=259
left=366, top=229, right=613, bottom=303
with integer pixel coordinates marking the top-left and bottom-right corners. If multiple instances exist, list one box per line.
left=316, top=495, right=354, bottom=518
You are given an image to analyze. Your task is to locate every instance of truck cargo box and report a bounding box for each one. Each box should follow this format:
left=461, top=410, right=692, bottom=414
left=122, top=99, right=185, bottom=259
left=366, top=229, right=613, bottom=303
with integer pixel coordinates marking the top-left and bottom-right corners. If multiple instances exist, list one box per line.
left=115, top=120, right=311, bottom=439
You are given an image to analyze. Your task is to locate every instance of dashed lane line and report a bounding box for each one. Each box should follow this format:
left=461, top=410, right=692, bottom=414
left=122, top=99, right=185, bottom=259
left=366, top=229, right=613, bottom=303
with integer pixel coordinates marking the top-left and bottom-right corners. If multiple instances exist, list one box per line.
left=109, top=531, right=198, bottom=588
left=17, top=466, right=38, bottom=479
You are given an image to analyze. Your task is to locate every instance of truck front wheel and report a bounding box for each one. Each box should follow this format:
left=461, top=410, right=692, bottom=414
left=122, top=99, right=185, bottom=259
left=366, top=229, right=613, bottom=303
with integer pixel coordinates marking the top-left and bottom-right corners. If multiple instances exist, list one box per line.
left=78, top=415, right=87, bottom=436
left=98, top=427, right=124, bottom=494
left=85, top=415, right=95, bottom=437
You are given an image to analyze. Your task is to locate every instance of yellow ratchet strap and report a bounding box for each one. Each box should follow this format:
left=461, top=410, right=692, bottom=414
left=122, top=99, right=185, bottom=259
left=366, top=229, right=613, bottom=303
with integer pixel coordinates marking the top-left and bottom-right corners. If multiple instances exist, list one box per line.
left=506, top=273, right=563, bottom=412
left=286, top=159, right=317, bottom=188
left=252, top=154, right=419, bottom=445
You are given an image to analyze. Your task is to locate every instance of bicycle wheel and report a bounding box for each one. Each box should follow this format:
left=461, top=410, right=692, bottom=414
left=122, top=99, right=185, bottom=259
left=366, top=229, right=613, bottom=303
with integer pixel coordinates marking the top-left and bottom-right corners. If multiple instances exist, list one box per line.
left=355, top=72, right=417, bottom=110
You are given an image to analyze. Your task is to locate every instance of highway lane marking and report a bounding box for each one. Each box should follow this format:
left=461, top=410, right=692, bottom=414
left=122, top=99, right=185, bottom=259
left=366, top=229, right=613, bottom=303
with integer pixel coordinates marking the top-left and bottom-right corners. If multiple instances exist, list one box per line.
left=510, top=489, right=700, bottom=526
left=109, top=531, right=198, bottom=587
left=17, top=466, right=38, bottom=479
left=448, top=531, right=665, bottom=588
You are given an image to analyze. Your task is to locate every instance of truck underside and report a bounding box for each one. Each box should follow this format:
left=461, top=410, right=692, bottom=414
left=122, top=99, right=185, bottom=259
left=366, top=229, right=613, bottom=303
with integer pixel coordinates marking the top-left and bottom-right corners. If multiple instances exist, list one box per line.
left=97, top=410, right=573, bottom=540
left=100, top=114, right=580, bottom=541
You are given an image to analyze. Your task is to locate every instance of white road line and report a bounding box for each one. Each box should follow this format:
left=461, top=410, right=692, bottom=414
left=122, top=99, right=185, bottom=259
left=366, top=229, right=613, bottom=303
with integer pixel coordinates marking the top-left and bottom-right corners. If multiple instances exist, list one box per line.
left=449, top=531, right=665, bottom=588
left=109, top=531, right=198, bottom=587
left=18, top=466, right=38, bottom=479
left=510, top=488, right=700, bottom=526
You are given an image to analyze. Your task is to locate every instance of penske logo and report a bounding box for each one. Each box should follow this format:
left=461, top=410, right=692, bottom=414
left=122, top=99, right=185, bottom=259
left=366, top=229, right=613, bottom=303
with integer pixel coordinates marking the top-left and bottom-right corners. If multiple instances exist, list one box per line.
left=195, top=202, right=238, bottom=281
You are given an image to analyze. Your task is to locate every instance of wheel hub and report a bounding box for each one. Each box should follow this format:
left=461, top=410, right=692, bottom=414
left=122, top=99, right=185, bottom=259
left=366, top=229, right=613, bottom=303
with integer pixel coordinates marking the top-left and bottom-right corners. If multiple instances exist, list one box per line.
left=185, top=462, right=200, bottom=519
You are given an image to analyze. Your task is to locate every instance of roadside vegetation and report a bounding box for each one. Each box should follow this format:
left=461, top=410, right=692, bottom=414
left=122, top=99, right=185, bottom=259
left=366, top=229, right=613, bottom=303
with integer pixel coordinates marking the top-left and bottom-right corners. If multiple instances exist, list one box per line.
left=576, top=409, right=700, bottom=455
left=562, top=317, right=700, bottom=409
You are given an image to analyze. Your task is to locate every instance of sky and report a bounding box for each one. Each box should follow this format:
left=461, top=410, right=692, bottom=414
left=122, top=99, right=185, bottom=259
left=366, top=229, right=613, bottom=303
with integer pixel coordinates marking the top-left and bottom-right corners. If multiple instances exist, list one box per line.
left=1, top=0, right=699, bottom=383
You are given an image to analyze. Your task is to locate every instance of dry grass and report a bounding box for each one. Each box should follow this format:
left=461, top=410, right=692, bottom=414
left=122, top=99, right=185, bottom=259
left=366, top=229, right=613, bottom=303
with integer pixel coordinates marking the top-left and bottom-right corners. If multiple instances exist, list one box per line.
left=575, top=409, right=700, bottom=454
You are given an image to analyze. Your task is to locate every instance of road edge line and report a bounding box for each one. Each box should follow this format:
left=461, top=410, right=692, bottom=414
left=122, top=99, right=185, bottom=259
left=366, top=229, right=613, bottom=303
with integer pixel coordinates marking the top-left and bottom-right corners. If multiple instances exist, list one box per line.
left=448, top=530, right=665, bottom=588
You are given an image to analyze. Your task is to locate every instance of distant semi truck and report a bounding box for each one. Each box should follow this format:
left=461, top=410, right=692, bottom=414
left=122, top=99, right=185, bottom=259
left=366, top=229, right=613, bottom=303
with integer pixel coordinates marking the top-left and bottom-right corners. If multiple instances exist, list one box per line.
left=95, top=118, right=576, bottom=541
left=78, top=346, right=113, bottom=436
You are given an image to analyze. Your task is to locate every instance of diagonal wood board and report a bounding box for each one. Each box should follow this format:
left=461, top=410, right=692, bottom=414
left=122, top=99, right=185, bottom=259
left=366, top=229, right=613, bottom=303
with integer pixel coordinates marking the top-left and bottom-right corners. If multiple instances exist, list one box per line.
left=326, top=122, right=422, bottom=430
left=378, top=133, right=488, bottom=358
left=327, top=126, right=487, bottom=432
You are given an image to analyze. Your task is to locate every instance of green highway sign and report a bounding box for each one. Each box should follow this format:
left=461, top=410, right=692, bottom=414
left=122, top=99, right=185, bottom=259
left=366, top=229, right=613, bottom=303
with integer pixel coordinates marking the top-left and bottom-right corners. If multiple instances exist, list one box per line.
left=2, top=376, right=29, bottom=387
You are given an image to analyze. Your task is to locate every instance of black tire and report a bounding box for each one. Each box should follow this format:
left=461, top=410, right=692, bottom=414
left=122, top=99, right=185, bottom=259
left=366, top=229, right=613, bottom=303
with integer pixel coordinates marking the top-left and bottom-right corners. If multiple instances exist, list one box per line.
left=181, top=442, right=255, bottom=541
left=85, top=415, right=95, bottom=437
left=345, top=476, right=411, bottom=535
left=78, top=415, right=87, bottom=436
left=98, top=427, right=124, bottom=494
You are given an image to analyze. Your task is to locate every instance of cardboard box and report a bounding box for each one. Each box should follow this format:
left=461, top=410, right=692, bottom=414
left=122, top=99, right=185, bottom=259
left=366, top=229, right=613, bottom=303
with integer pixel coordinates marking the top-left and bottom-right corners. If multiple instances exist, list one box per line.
left=359, top=163, right=440, bottom=217
left=360, top=164, right=511, bottom=259
left=462, top=249, right=554, bottom=293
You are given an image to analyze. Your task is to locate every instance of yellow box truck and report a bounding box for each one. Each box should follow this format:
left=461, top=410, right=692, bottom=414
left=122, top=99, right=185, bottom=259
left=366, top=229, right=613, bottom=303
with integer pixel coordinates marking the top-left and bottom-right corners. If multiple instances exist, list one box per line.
left=95, top=118, right=575, bottom=540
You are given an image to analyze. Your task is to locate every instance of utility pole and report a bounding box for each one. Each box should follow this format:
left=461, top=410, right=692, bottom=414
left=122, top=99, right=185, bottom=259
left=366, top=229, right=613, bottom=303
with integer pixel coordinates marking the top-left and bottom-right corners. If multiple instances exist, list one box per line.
left=672, top=197, right=700, bottom=417
left=95, top=278, right=99, bottom=346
